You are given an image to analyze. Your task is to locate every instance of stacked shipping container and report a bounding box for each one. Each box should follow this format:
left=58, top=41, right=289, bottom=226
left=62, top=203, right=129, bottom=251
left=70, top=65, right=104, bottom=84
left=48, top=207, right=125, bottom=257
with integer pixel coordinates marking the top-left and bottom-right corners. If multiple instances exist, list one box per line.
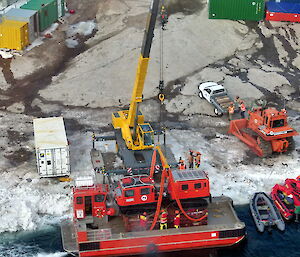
left=208, top=0, right=265, bottom=21
left=266, top=0, right=300, bottom=22
left=0, top=0, right=65, bottom=50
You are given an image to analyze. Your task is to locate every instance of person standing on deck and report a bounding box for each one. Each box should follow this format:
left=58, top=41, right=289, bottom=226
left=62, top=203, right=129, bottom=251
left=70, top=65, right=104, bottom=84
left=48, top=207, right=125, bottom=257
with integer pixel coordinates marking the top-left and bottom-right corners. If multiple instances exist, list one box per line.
left=139, top=212, right=148, bottom=230
left=160, top=209, right=168, bottom=230
left=174, top=210, right=180, bottom=229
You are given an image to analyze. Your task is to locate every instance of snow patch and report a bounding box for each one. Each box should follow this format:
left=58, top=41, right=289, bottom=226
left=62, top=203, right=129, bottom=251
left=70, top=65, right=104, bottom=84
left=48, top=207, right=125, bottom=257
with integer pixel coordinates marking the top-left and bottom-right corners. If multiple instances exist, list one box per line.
left=65, top=38, right=79, bottom=48
left=0, top=166, right=71, bottom=233
left=0, top=50, right=13, bottom=59
left=26, top=38, right=44, bottom=51
left=65, top=20, right=96, bottom=48
left=35, top=252, right=67, bottom=257
left=42, top=23, right=59, bottom=36
left=66, top=20, right=96, bottom=37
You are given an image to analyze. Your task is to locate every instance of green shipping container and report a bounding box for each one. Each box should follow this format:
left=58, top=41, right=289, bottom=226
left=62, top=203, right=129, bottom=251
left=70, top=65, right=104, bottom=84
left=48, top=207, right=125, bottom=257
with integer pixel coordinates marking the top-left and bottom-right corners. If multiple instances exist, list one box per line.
left=21, top=0, right=58, bottom=32
left=208, top=0, right=265, bottom=21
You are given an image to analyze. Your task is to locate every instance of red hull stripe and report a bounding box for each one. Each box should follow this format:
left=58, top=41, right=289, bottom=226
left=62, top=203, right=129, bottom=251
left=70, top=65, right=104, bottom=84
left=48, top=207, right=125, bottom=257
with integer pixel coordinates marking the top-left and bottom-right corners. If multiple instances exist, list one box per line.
left=79, top=236, right=245, bottom=257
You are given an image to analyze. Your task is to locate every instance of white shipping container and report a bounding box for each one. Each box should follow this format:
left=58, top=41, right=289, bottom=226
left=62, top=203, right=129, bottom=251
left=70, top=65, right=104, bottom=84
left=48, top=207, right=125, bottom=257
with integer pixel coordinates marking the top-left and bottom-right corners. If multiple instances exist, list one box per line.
left=33, top=117, right=70, bottom=177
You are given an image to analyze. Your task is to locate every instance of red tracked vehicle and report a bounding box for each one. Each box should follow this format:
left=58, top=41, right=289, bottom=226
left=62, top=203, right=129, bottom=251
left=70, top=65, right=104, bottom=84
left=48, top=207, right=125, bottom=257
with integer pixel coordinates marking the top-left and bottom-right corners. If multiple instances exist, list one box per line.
left=72, top=177, right=116, bottom=221
left=114, top=175, right=157, bottom=213
left=229, top=107, right=298, bottom=157
left=168, top=169, right=210, bottom=202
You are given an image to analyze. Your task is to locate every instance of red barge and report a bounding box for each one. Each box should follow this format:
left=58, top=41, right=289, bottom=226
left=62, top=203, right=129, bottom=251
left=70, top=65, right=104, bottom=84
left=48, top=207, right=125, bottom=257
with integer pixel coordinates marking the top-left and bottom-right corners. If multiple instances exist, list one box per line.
left=61, top=195, right=245, bottom=257
left=61, top=146, right=245, bottom=257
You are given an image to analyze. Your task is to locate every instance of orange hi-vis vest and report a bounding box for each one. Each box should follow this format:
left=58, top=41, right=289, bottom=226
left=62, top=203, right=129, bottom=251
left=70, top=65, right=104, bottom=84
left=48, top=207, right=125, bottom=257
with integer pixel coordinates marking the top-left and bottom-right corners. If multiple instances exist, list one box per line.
left=228, top=105, right=234, bottom=114
left=179, top=163, right=186, bottom=170
left=140, top=215, right=147, bottom=221
left=160, top=212, right=168, bottom=223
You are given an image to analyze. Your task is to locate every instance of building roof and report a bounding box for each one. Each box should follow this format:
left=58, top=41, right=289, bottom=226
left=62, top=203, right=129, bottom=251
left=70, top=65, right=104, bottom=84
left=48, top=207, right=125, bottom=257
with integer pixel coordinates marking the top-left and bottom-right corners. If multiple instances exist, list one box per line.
left=33, top=117, right=68, bottom=149
left=171, top=169, right=208, bottom=182
left=4, top=8, right=37, bottom=18
left=21, top=0, right=56, bottom=10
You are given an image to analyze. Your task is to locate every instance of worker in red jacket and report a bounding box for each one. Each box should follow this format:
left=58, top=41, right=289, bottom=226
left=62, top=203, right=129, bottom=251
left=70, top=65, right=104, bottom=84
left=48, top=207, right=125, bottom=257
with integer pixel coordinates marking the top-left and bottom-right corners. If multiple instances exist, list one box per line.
left=160, top=209, right=168, bottom=230
left=139, top=212, right=148, bottom=229
left=174, top=210, right=180, bottom=229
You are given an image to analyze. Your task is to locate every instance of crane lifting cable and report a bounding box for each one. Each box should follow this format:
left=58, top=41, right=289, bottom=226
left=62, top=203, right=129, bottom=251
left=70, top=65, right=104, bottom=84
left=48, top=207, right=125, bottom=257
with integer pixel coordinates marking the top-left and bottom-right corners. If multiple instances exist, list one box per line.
left=158, top=1, right=167, bottom=102
left=158, top=2, right=168, bottom=143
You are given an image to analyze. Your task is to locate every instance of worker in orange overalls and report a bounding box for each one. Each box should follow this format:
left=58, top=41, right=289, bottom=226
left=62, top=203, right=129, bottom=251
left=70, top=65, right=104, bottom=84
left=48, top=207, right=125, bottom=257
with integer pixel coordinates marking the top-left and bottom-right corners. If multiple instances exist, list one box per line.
left=160, top=209, right=168, bottom=230
left=139, top=212, right=148, bottom=230
left=174, top=210, right=180, bottom=229
left=228, top=102, right=235, bottom=121
left=195, top=152, right=201, bottom=168
left=178, top=157, right=186, bottom=170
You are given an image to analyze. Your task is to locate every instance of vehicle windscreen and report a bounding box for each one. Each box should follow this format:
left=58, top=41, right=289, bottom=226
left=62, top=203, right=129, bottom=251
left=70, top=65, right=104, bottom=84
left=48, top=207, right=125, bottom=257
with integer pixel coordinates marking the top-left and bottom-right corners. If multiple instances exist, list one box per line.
left=144, top=132, right=154, bottom=146
left=272, top=119, right=285, bottom=128
left=213, top=89, right=225, bottom=94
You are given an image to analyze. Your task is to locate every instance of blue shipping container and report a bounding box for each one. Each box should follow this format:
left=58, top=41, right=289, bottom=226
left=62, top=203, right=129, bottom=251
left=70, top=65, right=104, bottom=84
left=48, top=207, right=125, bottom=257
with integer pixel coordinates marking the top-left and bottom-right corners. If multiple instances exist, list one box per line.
left=266, top=1, right=300, bottom=13
left=269, top=0, right=300, bottom=2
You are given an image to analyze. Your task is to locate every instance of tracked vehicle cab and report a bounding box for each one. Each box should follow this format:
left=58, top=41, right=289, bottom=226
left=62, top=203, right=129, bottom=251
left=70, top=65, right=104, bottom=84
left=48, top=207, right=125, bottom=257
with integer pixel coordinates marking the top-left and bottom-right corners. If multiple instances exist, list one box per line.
left=73, top=177, right=110, bottom=221
left=254, top=108, right=296, bottom=137
left=168, top=169, right=210, bottom=204
left=114, top=175, right=157, bottom=210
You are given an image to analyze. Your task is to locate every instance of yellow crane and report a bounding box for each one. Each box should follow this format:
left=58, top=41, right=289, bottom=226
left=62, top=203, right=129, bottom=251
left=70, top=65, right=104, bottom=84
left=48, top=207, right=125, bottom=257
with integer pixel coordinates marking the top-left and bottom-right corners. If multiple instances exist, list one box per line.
left=112, top=0, right=160, bottom=151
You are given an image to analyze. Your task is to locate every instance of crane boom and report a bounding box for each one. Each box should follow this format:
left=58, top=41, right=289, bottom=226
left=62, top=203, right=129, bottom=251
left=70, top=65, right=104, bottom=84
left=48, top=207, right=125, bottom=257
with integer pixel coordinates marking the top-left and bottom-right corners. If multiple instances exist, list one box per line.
left=112, top=0, right=161, bottom=150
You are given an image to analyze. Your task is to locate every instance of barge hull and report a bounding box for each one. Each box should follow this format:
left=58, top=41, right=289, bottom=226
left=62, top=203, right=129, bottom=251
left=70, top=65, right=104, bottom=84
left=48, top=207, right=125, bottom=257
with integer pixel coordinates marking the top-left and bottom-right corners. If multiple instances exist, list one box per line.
left=79, top=233, right=245, bottom=257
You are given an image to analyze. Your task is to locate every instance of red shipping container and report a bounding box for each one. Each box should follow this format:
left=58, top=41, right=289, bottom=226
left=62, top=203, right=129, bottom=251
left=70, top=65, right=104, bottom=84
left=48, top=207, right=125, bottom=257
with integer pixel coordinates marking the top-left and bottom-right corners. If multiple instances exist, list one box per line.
left=266, top=11, right=300, bottom=22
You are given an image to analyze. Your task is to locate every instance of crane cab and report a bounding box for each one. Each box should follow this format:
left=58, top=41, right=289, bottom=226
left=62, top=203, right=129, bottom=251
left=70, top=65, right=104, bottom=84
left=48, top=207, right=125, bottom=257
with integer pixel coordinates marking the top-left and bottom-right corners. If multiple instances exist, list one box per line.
left=134, top=124, right=154, bottom=147
left=114, top=175, right=157, bottom=210
left=73, top=177, right=109, bottom=220
left=168, top=169, right=210, bottom=203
